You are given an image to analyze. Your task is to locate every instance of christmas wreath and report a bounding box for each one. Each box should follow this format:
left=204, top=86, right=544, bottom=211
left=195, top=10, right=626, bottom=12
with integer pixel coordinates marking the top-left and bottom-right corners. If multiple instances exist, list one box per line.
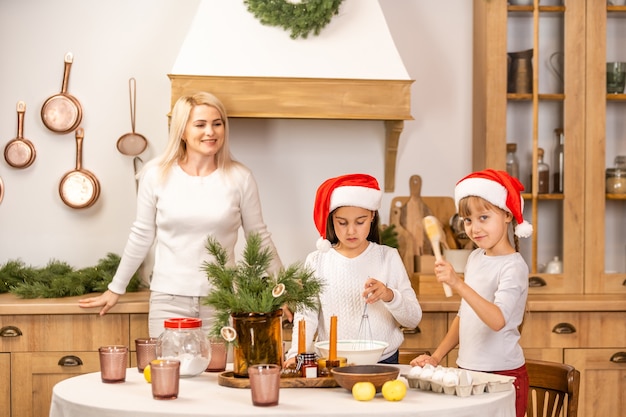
left=243, top=0, right=344, bottom=39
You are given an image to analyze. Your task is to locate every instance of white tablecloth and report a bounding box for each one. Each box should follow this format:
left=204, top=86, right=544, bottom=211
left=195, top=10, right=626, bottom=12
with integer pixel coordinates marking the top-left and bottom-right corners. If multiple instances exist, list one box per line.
left=50, top=365, right=515, bottom=417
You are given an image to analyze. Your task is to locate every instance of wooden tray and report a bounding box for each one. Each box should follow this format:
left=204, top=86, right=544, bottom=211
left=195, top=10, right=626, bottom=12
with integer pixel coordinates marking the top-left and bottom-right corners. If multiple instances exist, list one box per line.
left=217, top=371, right=339, bottom=388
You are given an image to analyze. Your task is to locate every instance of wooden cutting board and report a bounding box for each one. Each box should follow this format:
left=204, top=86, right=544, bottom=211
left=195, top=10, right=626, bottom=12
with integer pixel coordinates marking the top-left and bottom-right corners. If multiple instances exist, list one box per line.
left=389, top=204, right=414, bottom=273
left=400, top=175, right=433, bottom=256
left=391, top=195, right=458, bottom=258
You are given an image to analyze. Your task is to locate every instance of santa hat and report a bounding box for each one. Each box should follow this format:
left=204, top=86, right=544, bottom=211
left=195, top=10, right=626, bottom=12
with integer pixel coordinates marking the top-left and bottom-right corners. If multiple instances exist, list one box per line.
left=313, top=174, right=382, bottom=251
left=454, top=169, right=533, bottom=238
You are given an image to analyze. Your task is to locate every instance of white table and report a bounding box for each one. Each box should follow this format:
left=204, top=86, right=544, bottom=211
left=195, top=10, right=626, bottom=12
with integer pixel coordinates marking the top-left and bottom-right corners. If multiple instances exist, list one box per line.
left=49, top=365, right=515, bottom=417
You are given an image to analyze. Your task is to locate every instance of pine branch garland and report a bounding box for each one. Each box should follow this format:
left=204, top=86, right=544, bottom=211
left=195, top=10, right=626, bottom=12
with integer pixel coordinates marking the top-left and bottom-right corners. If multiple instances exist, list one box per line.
left=0, top=253, right=144, bottom=298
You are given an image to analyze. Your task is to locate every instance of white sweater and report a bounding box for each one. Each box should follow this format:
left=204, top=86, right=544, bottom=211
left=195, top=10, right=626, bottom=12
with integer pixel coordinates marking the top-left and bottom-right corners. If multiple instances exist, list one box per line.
left=108, top=162, right=281, bottom=296
left=286, top=242, right=423, bottom=361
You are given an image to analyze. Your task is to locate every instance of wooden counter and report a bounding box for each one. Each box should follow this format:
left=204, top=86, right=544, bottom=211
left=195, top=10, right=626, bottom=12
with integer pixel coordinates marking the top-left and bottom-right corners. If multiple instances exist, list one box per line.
left=2, top=290, right=623, bottom=316
left=0, top=290, right=150, bottom=315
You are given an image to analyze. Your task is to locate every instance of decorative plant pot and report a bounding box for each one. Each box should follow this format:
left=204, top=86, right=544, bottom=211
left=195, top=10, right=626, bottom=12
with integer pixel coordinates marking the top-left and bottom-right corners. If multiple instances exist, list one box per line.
left=231, top=310, right=284, bottom=377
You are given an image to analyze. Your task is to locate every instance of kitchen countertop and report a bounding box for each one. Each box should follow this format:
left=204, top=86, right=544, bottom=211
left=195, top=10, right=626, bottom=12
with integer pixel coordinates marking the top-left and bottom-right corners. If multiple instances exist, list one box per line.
left=0, top=290, right=624, bottom=315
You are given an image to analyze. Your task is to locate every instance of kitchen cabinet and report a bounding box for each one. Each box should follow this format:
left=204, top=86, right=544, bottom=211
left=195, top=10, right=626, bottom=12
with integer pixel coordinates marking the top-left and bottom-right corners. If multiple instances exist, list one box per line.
left=473, top=1, right=626, bottom=412
left=473, top=0, right=586, bottom=294
left=399, top=312, right=448, bottom=365
left=473, top=0, right=626, bottom=295
left=0, top=292, right=149, bottom=417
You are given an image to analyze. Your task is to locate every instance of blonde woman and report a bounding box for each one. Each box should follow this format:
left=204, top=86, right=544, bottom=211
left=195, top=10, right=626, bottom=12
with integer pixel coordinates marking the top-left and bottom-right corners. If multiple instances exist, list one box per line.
left=79, top=92, right=282, bottom=337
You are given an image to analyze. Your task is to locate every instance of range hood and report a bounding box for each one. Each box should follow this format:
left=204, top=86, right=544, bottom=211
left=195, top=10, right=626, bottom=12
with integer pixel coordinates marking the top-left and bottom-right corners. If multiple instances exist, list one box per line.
left=169, top=0, right=413, bottom=192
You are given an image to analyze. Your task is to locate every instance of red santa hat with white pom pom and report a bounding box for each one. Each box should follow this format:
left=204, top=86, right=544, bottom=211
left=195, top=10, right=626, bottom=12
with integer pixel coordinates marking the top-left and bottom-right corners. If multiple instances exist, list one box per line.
left=313, top=174, right=383, bottom=252
left=454, top=168, right=533, bottom=238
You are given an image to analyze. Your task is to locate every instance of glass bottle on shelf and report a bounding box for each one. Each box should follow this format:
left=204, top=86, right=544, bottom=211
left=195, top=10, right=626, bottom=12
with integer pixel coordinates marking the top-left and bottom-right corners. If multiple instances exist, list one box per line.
left=506, top=143, right=520, bottom=180
left=552, top=128, right=564, bottom=193
left=536, top=148, right=550, bottom=194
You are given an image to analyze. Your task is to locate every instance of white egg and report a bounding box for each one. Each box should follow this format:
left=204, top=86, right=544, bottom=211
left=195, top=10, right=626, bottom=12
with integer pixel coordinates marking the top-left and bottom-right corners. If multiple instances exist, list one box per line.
left=442, top=370, right=459, bottom=386
left=408, top=365, right=423, bottom=377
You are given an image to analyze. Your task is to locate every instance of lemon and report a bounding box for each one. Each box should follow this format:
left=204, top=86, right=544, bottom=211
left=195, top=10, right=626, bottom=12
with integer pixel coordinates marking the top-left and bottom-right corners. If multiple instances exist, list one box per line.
left=382, top=380, right=407, bottom=401
left=352, top=381, right=376, bottom=401
left=143, top=364, right=152, bottom=383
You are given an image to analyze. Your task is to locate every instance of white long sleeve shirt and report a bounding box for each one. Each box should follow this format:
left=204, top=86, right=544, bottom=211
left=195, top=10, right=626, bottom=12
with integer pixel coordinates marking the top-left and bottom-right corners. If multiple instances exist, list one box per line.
left=286, top=242, right=422, bottom=361
left=108, top=162, right=281, bottom=296
left=456, top=249, right=528, bottom=372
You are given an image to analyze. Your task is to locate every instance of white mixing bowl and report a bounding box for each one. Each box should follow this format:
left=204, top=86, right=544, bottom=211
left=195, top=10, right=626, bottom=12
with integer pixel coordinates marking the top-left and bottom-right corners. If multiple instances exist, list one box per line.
left=314, top=339, right=388, bottom=365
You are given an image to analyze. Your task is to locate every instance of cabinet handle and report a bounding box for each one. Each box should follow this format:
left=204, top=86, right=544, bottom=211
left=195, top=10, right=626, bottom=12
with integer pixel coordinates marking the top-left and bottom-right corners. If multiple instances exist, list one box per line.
left=528, top=276, right=546, bottom=287
left=58, top=355, right=84, bottom=367
left=610, top=352, right=626, bottom=364
left=552, top=322, right=576, bottom=334
left=401, top=326, right=421, bottom=334
left=622, top=279, right=626, bottom=287
left=0, top=325, right=23, bottom=337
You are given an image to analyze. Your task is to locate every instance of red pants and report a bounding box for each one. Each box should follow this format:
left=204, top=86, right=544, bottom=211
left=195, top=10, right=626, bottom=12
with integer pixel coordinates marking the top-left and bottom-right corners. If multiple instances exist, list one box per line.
left=492, top=364, right=529, bottom=417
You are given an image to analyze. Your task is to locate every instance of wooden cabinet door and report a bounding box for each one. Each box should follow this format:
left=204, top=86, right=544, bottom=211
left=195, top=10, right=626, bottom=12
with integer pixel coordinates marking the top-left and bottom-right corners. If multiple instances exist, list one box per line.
left=11, top=351, right=101, bottom=417
left=565, top=348, right=626, bottom=417
left=0, top=314, right=130, bottom=352
left=400, top=312, right=448, bottom=360
left=522, top=348, right=563, bottom=363
left=0, top=353, right=10, bottom=417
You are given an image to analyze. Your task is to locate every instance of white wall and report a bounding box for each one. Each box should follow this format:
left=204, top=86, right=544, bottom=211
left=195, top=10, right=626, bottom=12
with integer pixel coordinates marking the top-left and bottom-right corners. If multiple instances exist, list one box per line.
left=0, top=0, right=472, bottom=271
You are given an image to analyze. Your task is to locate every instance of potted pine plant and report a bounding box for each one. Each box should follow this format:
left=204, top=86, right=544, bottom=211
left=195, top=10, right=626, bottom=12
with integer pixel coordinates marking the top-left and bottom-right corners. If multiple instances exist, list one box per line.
left=203, top=232, right=323, bottom=377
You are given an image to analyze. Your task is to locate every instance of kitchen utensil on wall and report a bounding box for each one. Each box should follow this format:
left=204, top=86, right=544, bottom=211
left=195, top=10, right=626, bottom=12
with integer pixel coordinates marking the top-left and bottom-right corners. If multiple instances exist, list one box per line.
left=133, top=156, right=143, bottom=193
left=41, top=52, right=82, bottom=133
left=59, top=128, right=100, bottom=209
left=117, top=78, right=147, bottom=156
left=0, top=174, right=4, bottom=204
left=507, top=49, right=533, bottom=94
left=4, top=101, right=36, bottom=168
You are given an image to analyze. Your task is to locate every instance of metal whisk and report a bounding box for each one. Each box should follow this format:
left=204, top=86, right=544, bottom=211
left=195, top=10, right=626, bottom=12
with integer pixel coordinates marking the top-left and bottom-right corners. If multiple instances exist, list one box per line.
left=356, top=301, right=373, bottom=350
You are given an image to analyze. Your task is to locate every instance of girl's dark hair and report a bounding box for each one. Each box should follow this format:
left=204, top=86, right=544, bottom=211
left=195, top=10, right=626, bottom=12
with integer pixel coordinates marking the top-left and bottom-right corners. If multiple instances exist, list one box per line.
left=458, top=196, right=520, bottom=252
left=325, top=209, right=381, bottom=245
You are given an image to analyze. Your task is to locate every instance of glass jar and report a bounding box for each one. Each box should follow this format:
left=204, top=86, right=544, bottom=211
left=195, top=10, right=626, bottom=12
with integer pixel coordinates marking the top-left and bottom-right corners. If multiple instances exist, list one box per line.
left=506, top=143, right=520, bottom=180
left=606, top=168, right=626, bottom=194
left=297, top=352, right=318, bottom=378
left=156, top=318, right=211, bottom=377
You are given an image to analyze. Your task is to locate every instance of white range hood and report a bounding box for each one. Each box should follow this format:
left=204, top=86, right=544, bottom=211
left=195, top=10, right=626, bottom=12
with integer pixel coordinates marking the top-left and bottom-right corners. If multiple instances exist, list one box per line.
left=169, top=0, right=413, bottom=191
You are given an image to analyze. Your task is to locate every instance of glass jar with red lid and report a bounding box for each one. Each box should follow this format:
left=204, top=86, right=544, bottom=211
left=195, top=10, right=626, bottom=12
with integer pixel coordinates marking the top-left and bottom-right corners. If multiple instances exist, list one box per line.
left=156, top=318, right=211, bottom=377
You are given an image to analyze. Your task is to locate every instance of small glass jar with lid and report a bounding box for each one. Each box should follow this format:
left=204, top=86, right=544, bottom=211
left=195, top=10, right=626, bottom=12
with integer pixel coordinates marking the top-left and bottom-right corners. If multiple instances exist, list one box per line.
left=606, top=155, right=626, bottom=195
left=156, top=318, right=211, bottom=377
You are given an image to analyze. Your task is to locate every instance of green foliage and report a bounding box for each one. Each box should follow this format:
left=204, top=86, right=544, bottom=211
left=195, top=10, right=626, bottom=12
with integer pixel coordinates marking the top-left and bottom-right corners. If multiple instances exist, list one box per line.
left=0, top=253, right=143, bottom=298
left=203, top=232, right=324, bottom=338
left=243, top=0, right=344, bottom=39
left=380, top=223, right=399, bottom=248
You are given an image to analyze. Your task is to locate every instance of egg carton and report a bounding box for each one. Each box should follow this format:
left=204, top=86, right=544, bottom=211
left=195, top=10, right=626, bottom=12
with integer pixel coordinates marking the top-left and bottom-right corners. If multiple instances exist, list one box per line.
left=402, top=369, right=515, bottom=398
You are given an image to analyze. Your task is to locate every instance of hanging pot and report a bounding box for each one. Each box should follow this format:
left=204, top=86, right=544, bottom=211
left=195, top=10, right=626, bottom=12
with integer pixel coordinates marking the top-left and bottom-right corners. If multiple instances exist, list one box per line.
left=4, top=101, right=36, bottom=168
left=231, top=310, right=283, bottom=377
left=116, top=78, right=147, bottom=156
left=41, top=52, right=82, bottom=133
left=59, top=128, right=100, bottom=209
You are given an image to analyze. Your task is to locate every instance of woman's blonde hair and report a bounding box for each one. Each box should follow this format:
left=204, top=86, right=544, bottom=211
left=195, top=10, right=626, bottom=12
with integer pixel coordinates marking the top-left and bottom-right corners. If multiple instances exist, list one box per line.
left=153, top=92, right=235, bottom=181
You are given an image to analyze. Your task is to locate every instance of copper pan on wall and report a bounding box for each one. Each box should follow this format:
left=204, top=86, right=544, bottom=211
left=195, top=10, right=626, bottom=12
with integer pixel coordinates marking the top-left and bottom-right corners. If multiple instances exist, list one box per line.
left=59, top=128, right=100, bottom=209
left=4, top=101, right=36, bottom=168
left=41, top=52, right=82, bottom=134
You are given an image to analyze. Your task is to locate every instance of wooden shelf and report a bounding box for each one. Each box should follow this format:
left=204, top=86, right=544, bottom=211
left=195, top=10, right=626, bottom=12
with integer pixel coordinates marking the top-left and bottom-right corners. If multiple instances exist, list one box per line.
left=168, top=75, right=414, bottom=192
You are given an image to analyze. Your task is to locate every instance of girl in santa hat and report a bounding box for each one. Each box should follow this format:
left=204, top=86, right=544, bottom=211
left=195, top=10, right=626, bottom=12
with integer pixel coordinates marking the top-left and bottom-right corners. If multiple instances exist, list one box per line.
left=410, top=169, right=530, bottom=417
left=285, top=173, right=422, bottom=366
